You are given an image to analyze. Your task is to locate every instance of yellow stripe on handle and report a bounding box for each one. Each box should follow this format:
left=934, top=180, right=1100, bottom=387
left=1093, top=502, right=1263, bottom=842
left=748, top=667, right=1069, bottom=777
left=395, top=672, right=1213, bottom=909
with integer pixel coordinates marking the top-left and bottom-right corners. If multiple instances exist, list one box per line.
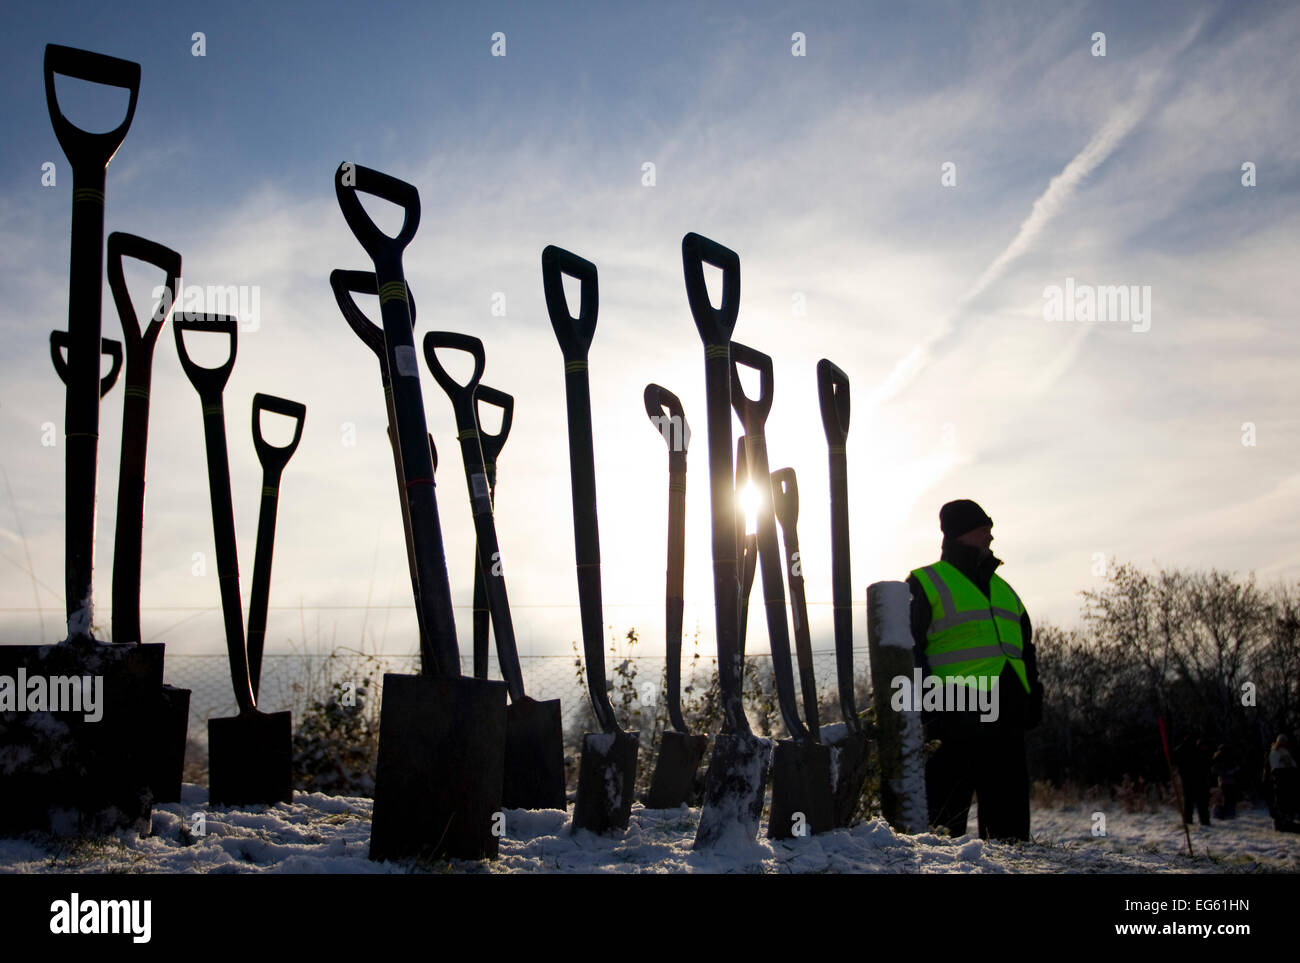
left=829, top=444, right=846, bottom=455
left=458, top=429, right=479, bottom=441
left=564, top=360, right=588, bottom=374
left=202, top=405, right=223, bottom=417
left=123, top=386, right=150, bottom=400
left=262, top=486, right=277, bottom=497
left=378, top=282, right=407, bottom=305
left=705, top=344, right=730, bottom=359
left=73, top=188, right=105, bottom=205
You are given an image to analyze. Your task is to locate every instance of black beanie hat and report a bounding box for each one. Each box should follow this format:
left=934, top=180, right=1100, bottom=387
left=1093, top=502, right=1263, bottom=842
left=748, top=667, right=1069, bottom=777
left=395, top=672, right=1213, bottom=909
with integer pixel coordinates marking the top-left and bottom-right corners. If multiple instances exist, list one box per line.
left=939, top=499, right=993, bottom=538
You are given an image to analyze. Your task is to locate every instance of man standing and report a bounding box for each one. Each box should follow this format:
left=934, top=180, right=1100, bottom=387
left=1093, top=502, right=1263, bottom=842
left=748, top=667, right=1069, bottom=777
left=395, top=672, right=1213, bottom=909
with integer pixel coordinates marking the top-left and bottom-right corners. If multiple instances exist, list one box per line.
left=907, top=499, right=1042, bottom=841
left=1173, top=732, right=1213, bottom=827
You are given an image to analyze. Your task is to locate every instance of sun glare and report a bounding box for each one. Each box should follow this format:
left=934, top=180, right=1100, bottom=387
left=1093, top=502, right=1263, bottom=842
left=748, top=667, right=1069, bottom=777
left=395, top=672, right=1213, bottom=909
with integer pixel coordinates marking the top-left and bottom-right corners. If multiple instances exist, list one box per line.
left=739, top=481, right=761, bottom=533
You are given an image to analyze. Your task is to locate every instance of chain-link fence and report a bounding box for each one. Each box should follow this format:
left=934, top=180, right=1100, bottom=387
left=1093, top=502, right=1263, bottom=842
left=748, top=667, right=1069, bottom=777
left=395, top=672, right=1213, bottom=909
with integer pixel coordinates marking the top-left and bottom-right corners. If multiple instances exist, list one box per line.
left=165, top=647, right=875, bottom=743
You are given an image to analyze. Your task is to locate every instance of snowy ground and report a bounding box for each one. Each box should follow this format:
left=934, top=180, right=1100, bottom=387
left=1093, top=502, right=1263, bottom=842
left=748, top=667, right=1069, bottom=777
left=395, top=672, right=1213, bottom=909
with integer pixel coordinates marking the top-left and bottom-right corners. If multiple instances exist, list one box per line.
left=2, top=787, right=1296, bottom=873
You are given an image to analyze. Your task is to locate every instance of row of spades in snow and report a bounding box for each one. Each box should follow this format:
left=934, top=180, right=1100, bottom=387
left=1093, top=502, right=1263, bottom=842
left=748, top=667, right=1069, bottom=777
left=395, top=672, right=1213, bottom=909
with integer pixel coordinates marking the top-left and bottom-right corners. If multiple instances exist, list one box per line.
left=1, top=44, right=308, bottom=836
left=2, top=42, right=927, bottom=856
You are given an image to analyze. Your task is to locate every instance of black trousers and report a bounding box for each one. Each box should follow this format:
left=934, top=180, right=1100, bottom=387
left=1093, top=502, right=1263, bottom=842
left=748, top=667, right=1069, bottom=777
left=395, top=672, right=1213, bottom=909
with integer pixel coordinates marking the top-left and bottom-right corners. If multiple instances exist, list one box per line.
left=1182, top=784, right=1210, bottom=825
left=924, top=705, right=1030, bottom=841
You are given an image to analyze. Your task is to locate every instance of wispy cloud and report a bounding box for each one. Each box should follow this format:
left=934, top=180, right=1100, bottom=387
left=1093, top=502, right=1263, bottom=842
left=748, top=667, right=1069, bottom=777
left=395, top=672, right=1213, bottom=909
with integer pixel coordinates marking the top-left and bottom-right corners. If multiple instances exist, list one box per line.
left=3, top=3, right=1298, bottom=652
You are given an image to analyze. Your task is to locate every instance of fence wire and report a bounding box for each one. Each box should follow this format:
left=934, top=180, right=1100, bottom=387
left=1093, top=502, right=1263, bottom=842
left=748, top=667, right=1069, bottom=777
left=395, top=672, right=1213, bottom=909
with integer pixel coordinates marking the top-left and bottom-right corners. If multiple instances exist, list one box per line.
left=165, top=649, right=875, bottom=743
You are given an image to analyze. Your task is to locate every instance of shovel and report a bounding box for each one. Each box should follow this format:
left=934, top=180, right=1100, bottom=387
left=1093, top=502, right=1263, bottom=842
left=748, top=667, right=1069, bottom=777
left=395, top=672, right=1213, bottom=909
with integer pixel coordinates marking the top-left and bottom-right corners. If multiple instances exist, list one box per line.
left=174, top=314, right=292, bottom=806
left=329, top=269, right=431, bottom=657
left=681, top=233, right=772, bottom=850
left=729, top=342, right=834, bottom=840
left=105, top=231, right=190, bottom=803
left=334, top=163, right=506, bottom=862
left=542, top=244, right=639, bottom=833
left=818, top=358, right=871, bottom=826
left=0, top=45, right=159, bottom=836
left=642, top=384, right=708, bottom=809
left=44, top=43, right=139, bottom=642
left=771, top=468, right=820, bottom=735
left=423, top=332, right=566, bottom=810
left=245, top=393, right=306, bottom=699
left=470, top=385, right=514, bottom=680
left=105, top=233, right=179, bottom=646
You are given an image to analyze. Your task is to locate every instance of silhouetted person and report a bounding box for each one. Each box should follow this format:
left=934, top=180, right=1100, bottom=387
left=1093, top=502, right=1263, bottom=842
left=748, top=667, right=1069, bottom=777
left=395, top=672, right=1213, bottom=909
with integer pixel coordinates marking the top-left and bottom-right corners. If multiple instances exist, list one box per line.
left=1212, top=743, right=1241, bottom=819
left=1174, top=733, right=1212, bottom=826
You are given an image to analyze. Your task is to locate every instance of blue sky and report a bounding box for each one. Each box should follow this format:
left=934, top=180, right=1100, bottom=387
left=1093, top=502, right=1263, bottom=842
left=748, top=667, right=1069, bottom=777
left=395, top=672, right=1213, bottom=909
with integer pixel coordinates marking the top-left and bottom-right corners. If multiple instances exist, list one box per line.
left=2, top=0, right=1299, bottom=660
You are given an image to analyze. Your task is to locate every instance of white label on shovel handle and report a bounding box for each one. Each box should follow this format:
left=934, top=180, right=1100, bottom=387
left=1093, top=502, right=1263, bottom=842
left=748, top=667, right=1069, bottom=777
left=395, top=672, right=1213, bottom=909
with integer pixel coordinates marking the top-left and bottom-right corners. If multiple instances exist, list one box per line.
left=470, top=472, right=491, bottom=513
left=393, top=345, right=418, bottom=378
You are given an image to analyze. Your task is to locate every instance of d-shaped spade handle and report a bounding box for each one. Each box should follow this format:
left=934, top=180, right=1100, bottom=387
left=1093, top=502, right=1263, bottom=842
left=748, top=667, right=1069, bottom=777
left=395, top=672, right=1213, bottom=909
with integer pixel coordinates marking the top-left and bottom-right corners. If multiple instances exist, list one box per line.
left=682, top=232, right=740, bottom=346
left=174, top=314, right=238, bottom=399
left=771, top=467, right=799, bottom=531
left=422, top=331, right=486, bottom=407
left=729, top=341, right=774, bottom=427
left=50, top=330, right=122, bottom=397
left=333, top=163, right=421, bottom=265
left=251, top=393, right=306, bottom=478
left=541, top=245, right=598, bottom=362
left=107, top=232, right=181, bottom=355
left=817, top=359, right=850, bottom=446
left=44, top=44, right=141, bottom=172
left=329, top=269, right=417, bottom=362
left=643, top=384, right=691, bottom=454
left=473, top=384, right=513, bottom=471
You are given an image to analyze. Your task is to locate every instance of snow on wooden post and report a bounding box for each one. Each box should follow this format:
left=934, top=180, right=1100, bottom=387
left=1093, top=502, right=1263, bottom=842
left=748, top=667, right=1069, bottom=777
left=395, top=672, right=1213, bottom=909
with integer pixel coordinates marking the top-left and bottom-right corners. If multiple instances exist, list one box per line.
left=867, top=581, right=928, bottom=834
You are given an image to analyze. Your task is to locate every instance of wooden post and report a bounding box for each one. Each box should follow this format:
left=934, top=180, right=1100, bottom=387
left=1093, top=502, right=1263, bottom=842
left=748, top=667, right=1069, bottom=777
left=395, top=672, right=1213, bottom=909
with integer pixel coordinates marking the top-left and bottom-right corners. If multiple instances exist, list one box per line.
left=867, top=581, right=928, bottom=833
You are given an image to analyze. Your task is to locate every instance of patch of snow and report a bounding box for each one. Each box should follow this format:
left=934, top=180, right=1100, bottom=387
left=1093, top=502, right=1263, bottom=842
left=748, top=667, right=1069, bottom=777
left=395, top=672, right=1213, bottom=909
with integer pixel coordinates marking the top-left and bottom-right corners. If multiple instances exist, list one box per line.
left=1, top=785, right=1295, bottom=874
left=897, top=701, right=928, bottom=833
left=868, top=581, right=912, bottom=648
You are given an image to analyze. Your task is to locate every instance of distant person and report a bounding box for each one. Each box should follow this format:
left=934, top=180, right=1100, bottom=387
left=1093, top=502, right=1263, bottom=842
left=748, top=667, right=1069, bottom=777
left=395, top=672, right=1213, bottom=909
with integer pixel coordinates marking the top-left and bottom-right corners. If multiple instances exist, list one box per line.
left=1173, top=733, right=1212, bottom=827
left=906, top=499, right=1043, bottom=842
left=1212, top=744, right=1241, bottom=819
left=1266, top=734, right=1298, bottom=833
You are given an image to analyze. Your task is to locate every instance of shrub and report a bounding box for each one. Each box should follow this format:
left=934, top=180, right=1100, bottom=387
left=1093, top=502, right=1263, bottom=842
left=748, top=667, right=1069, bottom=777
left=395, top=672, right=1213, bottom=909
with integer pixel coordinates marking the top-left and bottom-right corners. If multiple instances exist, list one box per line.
left=290, top=652, right=383, bottom=797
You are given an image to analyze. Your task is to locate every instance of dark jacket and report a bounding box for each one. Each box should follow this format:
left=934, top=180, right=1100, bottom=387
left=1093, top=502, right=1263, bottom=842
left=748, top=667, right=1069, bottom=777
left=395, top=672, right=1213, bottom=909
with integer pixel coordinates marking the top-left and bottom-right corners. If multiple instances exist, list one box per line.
left=1173, top=738, right=1212, bottom=790
left=905, top=540, right=1043, bottom=729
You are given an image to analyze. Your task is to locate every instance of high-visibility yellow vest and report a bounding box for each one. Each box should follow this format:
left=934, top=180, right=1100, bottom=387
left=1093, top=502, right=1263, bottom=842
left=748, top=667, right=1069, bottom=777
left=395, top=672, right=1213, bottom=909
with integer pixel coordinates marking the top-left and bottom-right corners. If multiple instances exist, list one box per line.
left=909, top=561, right=1030, bottom=693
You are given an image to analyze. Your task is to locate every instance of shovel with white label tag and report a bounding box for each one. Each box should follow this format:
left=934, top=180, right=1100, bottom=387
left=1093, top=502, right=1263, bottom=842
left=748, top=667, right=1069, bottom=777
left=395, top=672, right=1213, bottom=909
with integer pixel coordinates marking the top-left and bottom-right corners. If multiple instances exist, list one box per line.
left=334, top=163, right=505, bottom=862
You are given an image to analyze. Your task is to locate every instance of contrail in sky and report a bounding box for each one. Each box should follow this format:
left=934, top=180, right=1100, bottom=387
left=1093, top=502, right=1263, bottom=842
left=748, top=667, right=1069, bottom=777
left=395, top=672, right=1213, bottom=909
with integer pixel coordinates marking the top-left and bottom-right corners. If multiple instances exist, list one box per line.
left=867, top=15, right=1206, bottom=409
left=868, top=86, right=1152, bottom=409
